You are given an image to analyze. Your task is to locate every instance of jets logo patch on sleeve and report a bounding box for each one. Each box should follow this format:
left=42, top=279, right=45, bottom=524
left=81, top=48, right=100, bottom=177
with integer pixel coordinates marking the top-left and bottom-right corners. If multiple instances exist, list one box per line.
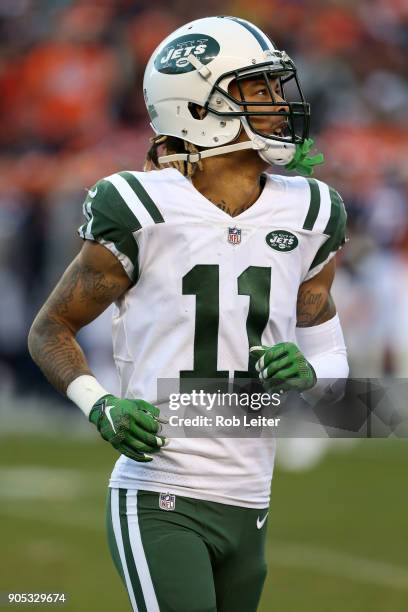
left=265, top=230, right=298, bottom=252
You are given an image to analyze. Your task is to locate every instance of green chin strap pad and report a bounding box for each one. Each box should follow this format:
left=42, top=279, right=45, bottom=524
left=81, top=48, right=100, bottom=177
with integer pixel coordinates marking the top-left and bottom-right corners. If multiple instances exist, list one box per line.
left=285, top=138, right=324, bottom=176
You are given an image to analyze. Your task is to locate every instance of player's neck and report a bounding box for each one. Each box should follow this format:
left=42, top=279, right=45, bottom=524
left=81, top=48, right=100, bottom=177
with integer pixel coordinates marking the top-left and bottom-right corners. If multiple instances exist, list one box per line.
left=191, top=154, right=268, bottom=218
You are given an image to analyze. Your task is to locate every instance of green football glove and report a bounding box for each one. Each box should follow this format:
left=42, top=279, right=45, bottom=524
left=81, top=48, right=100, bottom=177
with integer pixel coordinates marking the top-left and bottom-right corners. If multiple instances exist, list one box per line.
left=89, top=394, right=167, bottom=462
left=250, top=342, right=316, bottom=393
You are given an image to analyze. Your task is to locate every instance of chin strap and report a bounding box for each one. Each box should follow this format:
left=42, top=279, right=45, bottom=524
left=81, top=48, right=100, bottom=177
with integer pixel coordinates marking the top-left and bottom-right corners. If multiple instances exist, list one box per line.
left=158, top=140, right=254, bottom=164
left=284, top=138, right=324, bottom=176
left=158, top=137, right=296, bottom=165
left=158, top=136, right=324, bottom=176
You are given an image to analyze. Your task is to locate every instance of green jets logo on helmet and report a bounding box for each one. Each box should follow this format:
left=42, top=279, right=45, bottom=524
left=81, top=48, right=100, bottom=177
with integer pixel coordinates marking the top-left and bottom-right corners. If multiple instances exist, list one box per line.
left=266, top=230, right=298, bottom=252
left=155, top=34, right=220, bottom=74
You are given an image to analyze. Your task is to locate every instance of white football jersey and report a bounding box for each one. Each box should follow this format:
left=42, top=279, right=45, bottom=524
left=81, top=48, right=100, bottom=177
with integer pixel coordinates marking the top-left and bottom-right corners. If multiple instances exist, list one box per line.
left=79, top=168, right=346, bottom=508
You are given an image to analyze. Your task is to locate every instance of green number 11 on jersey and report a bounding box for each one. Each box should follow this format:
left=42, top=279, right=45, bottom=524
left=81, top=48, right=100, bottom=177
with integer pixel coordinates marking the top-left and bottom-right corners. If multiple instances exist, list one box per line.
left=180, top=264, right=271, bottom=392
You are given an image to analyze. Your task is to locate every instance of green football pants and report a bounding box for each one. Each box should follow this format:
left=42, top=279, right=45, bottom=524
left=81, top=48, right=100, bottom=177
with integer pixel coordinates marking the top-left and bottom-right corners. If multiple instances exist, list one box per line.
left=106, top=488, right=269, bottom=612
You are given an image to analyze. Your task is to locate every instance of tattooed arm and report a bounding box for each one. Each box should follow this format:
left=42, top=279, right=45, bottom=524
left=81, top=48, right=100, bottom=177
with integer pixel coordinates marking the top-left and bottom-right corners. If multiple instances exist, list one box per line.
left=296, top=259, right=336, bottom=327
left=293, top=258, right=349, bottom=403
left=28, top=241, right=131, bottom=395
left=251, top=258, right=347, bottom=396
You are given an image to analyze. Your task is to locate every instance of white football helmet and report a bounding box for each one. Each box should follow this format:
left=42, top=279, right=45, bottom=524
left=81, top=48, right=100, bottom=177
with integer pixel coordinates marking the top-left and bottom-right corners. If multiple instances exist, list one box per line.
left=143, top=16, right=310, bottom=166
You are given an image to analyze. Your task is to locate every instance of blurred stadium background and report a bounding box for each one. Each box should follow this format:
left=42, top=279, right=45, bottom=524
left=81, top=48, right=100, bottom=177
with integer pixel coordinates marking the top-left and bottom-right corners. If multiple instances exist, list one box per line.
left=0, top=0, right=407, bottom=610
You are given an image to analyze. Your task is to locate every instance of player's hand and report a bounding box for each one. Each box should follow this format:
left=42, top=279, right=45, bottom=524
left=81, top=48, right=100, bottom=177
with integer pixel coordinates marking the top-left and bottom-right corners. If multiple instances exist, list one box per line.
left=89, top=395, right=167, bottom=462
left=250, top=342, right=316, bottom=393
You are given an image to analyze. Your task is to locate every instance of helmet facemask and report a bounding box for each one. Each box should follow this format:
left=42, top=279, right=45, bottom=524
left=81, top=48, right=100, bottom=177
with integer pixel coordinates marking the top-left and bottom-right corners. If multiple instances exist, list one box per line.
left=206, top=60, right=310, bottom=147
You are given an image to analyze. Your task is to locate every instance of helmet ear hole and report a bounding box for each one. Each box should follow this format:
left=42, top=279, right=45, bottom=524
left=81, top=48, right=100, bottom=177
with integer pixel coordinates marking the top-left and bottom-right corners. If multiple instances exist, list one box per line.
left=188, top=103, right=207, bottom=120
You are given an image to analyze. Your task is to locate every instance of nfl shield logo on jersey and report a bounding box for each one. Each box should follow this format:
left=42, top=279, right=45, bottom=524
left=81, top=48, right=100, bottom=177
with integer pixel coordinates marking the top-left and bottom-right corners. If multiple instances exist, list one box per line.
left=159, top=492, right=176, bottom=511
left=228, top=227, right=241, bottom=245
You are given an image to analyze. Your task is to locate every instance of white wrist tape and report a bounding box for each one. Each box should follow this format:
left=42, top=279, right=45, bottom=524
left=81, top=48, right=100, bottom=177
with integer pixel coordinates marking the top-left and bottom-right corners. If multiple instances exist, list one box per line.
left=296, top=314, right=349, bottom=406
left=66, top=375, right=109, bottom=418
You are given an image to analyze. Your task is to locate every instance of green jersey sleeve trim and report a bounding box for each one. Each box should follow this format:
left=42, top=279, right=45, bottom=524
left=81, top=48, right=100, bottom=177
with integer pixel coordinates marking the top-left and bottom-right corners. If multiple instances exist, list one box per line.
left=120, top=172, right=165, bottom=224
left=78, top=178, right=140, bottom=283
left=302, top=178, right=321, bottom=231
left=103, top=172, right=164, bottom=229
left=309, top=186, right=347, bottom=271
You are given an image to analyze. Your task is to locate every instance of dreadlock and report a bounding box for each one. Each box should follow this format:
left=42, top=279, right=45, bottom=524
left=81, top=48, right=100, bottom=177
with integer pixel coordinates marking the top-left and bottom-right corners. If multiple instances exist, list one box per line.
left=143, top=134, right=203, bottom=178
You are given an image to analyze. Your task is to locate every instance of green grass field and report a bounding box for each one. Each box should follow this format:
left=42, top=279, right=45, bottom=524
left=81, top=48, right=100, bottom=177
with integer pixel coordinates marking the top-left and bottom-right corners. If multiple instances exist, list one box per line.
left=1, top=436, right=407, bottom=611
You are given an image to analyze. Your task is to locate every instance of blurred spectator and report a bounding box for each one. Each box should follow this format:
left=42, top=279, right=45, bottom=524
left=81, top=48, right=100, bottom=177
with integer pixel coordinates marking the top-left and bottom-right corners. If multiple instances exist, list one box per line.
left=2, top=4, right=121, bottom=150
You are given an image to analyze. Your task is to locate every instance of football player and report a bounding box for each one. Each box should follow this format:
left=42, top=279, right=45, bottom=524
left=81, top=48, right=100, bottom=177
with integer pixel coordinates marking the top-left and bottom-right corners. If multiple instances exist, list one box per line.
left=28, top=16, right=349, bottom=612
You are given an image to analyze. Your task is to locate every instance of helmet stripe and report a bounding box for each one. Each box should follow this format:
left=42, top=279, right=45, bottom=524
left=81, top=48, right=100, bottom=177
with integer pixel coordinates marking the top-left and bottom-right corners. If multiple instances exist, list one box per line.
left=222, top=16, right=274, bottom=51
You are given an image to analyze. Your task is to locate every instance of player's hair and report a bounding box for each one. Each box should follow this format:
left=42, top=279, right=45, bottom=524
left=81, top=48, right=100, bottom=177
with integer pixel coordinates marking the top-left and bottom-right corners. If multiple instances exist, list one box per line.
left=143, top=134, right=203, bottom=177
